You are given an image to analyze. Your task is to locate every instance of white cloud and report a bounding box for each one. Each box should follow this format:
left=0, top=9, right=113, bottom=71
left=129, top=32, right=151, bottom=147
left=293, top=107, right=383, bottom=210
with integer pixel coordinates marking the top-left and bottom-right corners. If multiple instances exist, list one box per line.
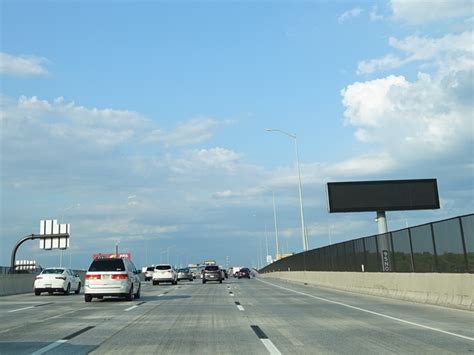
left=171, top=147, right=241, bottom=174
left=357, top=31, right=473, bottom=74
left=0, top=52, right=49, bottom=77
left=370, top=6, right=384, bottom=22
left=341, top=75, right=409, bottom=126
left=342, top=62, right=473, bottom=162
left=144, top=117, right=218, bottom=146
left=338, top=7, right=363, bottom=24
left=357, top=54, right=404, bottom=75
left=390, top=0, right=473, bottom=24
left=324, top=153, right=398, bottom=177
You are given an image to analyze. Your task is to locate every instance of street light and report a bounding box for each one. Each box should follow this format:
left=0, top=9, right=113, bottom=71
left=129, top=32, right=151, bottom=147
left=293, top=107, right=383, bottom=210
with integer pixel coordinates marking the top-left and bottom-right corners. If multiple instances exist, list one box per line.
left=266, top=128, right=309, bottom=251
left=59, top=203, right=80, bottom=267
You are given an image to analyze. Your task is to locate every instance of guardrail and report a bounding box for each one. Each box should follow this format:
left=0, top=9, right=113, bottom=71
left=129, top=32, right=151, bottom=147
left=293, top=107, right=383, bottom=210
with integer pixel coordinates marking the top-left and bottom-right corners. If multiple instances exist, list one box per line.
left=260, top=214, right=473, bottom=274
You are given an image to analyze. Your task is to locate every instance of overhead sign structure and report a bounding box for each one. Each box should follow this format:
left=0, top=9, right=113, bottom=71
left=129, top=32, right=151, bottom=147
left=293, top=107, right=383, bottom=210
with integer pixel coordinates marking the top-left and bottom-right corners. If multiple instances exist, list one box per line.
left=39, top=219, right=70, bottom=250
left=326, top=179, right=440, bottom=213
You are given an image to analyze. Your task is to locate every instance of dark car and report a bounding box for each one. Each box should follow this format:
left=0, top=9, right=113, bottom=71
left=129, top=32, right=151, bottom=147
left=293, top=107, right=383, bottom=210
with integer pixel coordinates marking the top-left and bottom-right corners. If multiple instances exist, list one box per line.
left=238, top=267, right=251, bottom=279
left=202, top=265, right=222, bottom=284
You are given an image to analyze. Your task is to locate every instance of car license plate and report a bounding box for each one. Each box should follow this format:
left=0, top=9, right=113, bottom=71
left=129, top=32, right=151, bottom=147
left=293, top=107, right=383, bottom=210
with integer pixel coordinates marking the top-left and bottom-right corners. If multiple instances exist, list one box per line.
left=45, top=284, right=52, bottom=288
left=103, top=275, right=109, bottom=279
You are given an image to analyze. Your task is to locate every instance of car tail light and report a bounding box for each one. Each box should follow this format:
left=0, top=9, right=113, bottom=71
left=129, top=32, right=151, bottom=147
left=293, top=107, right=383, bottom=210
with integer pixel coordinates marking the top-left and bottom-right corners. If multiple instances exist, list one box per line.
left=111, top=273, right=128, bottom=280
left=55, top=276, right=66, bottom=280
left=85, top=274, right=101, bottom=280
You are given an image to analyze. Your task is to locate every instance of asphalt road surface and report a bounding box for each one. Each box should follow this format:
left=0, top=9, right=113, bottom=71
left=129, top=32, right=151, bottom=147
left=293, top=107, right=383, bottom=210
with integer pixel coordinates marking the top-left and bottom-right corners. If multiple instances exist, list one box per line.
left=0, top=276, right=473, bottom=354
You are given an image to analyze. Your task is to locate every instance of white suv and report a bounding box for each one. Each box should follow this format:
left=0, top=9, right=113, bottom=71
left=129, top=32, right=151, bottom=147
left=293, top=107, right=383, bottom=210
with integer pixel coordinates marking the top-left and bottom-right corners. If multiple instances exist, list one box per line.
left=84, top=257, right=141, bottom=302
left=152, top=264, right=178, bottom=285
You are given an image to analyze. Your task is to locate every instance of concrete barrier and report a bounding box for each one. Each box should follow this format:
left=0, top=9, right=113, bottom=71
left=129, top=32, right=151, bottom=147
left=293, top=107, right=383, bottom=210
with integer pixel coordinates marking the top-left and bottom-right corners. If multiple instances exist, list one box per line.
left=0, top=271, right=86, bottom=296
left=0, top=274, right=36, bottom=296
left=259, top=271, right=474, bottom=311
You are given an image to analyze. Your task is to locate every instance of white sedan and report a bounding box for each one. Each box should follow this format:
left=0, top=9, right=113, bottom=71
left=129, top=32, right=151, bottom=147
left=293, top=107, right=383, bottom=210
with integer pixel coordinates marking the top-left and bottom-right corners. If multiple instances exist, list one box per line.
left=34, top=268, right=82, bottom=295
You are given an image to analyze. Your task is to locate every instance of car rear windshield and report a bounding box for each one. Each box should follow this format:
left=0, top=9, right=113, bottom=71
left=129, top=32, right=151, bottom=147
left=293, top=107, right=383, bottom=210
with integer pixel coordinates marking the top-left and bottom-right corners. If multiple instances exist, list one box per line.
left=205, top=266, right=219, bottom=271
left=146, top=267, right=154, bottom=271
left=88, top=259, right=125, bottom=272
left=42, top=268, right=64, bottom=274
left=155, top=265, right=172, bottom=270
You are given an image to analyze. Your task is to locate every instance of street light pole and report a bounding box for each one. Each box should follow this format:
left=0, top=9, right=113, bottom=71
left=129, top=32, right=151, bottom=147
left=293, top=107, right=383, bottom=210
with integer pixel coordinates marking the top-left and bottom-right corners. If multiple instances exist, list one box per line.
left=272, top=192, right=280, bottom=260
left=266, top=129, right=308, bottom=251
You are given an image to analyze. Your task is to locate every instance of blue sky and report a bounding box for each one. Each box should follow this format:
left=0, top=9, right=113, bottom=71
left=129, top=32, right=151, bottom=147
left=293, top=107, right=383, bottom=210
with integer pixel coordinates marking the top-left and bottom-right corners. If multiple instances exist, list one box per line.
left=1, top=0, right=473, bottom=270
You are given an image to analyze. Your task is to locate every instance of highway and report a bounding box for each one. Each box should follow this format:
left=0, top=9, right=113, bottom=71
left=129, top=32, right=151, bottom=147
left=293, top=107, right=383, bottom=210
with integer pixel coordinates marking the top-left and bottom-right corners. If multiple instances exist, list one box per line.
left=0, top=277, right=473, bottom=354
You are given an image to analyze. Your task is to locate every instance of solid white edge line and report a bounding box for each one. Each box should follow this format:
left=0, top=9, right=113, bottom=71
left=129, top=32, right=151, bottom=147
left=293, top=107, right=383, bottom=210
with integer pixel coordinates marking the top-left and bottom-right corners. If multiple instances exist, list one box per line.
left=237, top=305, right=245, bottom=311
left=7, top=306, right=35, bottom=313
left=261, top=339, right=282, bottom=355
left=31, top=339, right=67, bottom=355
left=257, top=278, right=474, bottom=342
left=125, top=305, right=138, bottom=312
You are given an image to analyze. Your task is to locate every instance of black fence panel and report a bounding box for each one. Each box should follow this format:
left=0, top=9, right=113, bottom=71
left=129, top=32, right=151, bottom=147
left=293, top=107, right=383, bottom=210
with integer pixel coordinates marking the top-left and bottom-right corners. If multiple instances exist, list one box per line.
left=259, top=214, right=473, bottom=274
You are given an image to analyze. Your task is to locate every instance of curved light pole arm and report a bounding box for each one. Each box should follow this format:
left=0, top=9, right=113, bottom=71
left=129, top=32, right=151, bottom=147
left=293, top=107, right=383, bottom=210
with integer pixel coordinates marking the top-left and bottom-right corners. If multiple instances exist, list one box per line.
left=10, top=234, right=40, bottom=272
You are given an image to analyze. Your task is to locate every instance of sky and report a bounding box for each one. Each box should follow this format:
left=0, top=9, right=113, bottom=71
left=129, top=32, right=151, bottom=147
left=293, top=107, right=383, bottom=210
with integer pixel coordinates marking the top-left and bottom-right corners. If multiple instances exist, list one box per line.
left=1, top=0, right=473, bottom=270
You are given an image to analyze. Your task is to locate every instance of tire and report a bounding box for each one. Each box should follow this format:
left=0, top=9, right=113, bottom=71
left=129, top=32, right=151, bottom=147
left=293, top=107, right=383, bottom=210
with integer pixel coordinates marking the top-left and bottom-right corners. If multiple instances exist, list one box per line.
left=152, top=280, right=157, bottom=286
left=75, top=283, right=81, bottom=294
left=173, top=280, right=177, bottom=285
left=84, top=294, right=92, bottom=302
left=34, top=289, right=41, bottom=296
left=135, top=284, right=141, bottom=299
left=202, top=279, right=206, bottom=284
left=125, top=286, right=133, bottom=301
left=64, top=283, right=70, bottom=295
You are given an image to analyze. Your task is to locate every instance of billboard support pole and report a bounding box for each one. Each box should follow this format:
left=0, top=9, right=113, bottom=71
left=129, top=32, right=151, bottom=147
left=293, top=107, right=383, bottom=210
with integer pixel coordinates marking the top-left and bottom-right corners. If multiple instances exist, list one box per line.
left=376, top=211, right=392, bottom=272
left=376, top=211, right=388, bottom=234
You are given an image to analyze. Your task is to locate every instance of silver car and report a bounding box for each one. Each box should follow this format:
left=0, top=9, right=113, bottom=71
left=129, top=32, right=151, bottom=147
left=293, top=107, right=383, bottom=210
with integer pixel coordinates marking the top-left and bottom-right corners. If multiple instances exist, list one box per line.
left=84, top=257, right=141, bottom=302
left=152, top=264, right=178, bottom=285
left=144, top=266, right=155, bottom=281
left=177, top=268, right=193, bottom=281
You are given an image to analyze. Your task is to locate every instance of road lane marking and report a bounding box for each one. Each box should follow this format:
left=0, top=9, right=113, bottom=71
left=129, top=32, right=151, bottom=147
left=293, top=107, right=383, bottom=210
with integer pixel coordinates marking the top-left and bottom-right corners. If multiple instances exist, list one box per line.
left=258, top=278, right=474, bottom=342
left=235, top=301, right=245, bottom=311
left=32, top=326, right=94, bottom=355
left=125, top=305, right=138, bottom=312
left=8, top=306, right=35, bottom=313
left=7, top=302, right=55, bottom=313
left=62, top=326, right=95, bottom=340
left=251, top=325, right=281, bottom=355
left=31, top=340, right=67, bottom=354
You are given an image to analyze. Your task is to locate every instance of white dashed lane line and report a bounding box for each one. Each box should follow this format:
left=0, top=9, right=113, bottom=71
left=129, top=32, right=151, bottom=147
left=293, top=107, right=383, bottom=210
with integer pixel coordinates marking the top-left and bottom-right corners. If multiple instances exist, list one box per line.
left=251, top=325, right=281, bottom=355
left=31, top=326, right=95, bottom=355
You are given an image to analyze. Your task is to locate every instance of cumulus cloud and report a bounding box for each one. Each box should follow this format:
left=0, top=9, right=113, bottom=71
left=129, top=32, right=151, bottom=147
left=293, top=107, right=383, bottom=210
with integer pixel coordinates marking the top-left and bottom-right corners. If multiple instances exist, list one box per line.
left=0, top=52, right=49, bottom=77
left=390, top=0, right=473, bottom=24
left=342, top=61, right=473, bottom=163
left=338, top=7, right=363, bottom=24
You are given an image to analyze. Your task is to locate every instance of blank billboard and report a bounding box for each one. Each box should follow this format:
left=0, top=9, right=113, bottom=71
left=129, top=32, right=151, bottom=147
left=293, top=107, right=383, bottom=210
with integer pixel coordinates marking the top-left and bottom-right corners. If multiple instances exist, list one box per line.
left=327, top=179, right=440, bottom=213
